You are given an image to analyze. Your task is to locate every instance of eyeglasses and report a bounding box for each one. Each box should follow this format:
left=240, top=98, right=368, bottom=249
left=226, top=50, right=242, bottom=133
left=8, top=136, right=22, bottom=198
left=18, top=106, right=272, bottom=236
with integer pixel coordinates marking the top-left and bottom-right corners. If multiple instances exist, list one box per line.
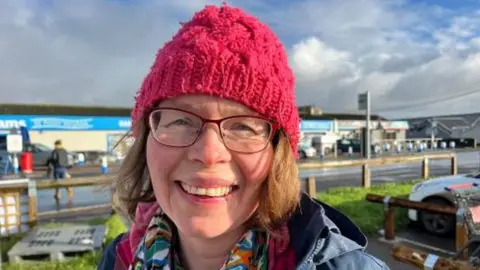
left=148, top=108, right=278, bottom=154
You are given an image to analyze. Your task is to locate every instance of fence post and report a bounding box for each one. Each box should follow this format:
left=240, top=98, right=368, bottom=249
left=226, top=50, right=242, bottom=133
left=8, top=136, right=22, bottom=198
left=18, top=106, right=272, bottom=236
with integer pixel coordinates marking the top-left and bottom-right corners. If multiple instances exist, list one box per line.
left=27, top=179, right=37, bottom=229
left=422, top=157, right=429, bottom=180
left=455, top=208, right=468, bottom=260
left=451, top=156, right=458, bottom=175
left=66, top=174, right=73, bottom=199
left=383, top=196, right=395, bottom=240
left=362, top=164, right=371, bottom=188
left=67, top=188, right=73, bottom=199
left=306, top=177, right=317, bottom=198
left=110, top=186, right=116, bottom=215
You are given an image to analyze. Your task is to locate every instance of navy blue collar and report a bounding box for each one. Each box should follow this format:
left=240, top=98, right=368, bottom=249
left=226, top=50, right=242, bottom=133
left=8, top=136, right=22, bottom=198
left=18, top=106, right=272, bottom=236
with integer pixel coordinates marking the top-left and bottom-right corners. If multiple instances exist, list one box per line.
left=288, top=193, right=367, bottom=265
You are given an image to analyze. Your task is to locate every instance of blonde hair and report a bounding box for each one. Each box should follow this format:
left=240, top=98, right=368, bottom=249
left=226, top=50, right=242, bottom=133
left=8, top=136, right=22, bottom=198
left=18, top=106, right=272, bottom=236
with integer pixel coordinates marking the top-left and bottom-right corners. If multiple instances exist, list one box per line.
left=115, top=119, right=301, bottom=232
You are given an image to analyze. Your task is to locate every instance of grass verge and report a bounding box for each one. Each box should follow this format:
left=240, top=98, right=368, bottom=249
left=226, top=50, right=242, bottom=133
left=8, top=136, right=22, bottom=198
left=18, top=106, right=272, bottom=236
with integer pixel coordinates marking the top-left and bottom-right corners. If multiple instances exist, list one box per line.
left=317, top=179, right=421, bottom=236
left=1, top=214, right=128, bottom=270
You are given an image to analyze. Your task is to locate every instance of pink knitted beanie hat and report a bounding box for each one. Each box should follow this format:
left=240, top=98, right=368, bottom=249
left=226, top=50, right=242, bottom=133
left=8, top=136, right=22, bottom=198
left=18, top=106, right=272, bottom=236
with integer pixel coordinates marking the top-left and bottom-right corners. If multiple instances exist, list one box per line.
left=131, top=3, right=300, bottom=154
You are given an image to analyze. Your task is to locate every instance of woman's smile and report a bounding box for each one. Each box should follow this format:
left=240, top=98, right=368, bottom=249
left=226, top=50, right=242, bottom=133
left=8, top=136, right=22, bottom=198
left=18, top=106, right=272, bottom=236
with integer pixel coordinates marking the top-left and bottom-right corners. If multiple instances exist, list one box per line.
left=176, top=180, right=240, bottom=205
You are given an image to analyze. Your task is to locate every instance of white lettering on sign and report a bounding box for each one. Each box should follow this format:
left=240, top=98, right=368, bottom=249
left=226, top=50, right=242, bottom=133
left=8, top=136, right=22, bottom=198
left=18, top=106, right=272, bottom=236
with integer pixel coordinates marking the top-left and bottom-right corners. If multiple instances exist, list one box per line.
left=118, top=120, right=131, bottom=128
left=30, top=118, right=93, bottom=130
left=0, top=120, right=27, bottom=129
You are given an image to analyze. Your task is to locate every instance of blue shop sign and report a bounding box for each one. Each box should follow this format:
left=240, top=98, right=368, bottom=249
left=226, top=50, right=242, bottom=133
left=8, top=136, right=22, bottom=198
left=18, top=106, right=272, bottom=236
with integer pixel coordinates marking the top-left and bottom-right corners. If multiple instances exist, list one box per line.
left=299, top=120, right=332, bottom=131
left=0, top=115, right=131, bottom=131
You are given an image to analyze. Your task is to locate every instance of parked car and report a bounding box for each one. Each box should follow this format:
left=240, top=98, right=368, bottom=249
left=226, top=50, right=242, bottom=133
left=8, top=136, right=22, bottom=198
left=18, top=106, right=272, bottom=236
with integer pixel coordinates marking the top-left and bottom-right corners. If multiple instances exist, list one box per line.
left=24, top=143, right=76, bottom=168
left=336, top=139, right=361, bottom=153
left=74, top=150, right=107, bottom=165
left=336, top=139, right=377, bottom=154
left=298, top=144, right=317, bottom=159
left=297, top=136, right=318, bottom=159
left=408, top=172, right=480, bottom=235
left=0, top=139, right=76, bottom=169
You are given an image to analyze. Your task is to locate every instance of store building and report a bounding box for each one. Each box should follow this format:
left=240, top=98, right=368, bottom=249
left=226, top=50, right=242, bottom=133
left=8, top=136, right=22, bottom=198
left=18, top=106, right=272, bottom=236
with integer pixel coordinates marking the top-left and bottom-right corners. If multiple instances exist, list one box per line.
left=0, top=104, right=133, bottom=156
left=0, top=114, right=132, bottom=154
left=298, top=106, right=409, bottom=143
left=336, top=120, right=409, bottom=143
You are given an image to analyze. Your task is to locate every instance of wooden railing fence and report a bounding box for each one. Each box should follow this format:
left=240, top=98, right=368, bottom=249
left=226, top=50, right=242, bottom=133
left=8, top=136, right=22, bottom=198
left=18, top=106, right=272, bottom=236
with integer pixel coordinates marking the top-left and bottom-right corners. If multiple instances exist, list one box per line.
left=0, top=152, right=459, bottom=236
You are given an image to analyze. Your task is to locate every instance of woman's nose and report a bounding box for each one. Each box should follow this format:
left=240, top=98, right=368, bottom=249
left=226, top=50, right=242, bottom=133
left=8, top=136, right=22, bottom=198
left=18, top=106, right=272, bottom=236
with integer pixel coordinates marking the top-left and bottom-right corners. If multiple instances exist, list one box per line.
left=187, top=125, right=231, bottom=166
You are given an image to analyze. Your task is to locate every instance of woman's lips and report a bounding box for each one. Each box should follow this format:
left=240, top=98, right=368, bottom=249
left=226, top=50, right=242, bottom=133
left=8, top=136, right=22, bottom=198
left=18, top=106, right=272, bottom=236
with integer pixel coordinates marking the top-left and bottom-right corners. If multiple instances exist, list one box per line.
left=180, top=182, right=234, bottom=196
left=176, top=181, right=239, bottom=205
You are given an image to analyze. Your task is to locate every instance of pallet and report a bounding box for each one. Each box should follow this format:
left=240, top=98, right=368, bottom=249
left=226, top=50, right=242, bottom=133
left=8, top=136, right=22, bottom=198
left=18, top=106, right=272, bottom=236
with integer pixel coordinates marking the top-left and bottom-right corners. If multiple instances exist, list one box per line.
left=7, top=225, right=106, bottom=263
left=8, top=249, right=95, bottom=263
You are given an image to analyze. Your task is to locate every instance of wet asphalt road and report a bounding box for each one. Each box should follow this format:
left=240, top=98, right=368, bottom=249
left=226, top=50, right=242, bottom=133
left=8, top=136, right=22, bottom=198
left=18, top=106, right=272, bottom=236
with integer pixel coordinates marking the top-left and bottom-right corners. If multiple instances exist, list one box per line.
left=304, top=161, right=480, bottom=191
left=28, top=150, right=480, bottom=213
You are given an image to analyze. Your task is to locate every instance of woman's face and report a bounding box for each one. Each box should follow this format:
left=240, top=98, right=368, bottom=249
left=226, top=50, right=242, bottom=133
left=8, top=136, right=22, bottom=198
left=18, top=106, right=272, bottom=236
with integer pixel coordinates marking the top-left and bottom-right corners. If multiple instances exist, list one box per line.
left=146, top=94, right=274, bottom=239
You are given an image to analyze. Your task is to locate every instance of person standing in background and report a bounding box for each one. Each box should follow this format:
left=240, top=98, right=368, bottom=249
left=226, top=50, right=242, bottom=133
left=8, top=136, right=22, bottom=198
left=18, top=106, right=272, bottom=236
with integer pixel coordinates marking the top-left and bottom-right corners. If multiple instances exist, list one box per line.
left=47, top=140, right=70, bottom=200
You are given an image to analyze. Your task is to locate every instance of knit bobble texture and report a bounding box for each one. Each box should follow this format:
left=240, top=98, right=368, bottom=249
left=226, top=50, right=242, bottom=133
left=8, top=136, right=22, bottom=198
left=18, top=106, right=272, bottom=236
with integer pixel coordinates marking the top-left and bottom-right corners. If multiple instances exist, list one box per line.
left=131, top=4, right=300, bottom=155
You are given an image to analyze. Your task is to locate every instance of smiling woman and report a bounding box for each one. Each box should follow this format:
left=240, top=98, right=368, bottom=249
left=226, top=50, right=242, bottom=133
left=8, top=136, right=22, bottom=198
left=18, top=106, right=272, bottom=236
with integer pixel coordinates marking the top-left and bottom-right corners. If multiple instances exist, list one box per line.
left=97, top=3, right=390, bottom=270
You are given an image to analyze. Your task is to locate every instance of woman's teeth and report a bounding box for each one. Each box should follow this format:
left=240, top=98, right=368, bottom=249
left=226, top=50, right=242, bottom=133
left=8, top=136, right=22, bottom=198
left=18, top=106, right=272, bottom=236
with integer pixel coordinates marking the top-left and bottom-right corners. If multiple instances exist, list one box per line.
left=181, top=183, right=233, bottom=197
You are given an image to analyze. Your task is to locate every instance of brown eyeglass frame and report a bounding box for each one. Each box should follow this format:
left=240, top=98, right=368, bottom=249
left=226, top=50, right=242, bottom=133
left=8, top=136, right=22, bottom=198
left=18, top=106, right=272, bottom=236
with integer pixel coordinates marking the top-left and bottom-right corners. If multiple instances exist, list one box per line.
left=147, top=107, right=279, bottom=154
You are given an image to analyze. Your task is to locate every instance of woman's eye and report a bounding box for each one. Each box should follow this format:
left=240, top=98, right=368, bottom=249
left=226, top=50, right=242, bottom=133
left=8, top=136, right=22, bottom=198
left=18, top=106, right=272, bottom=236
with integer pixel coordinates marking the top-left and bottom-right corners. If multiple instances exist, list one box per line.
left=231, top=124, right=254, bottom=131
left=174, top=119, right=190, bottom=125
left=166, top=118, right=192, bottom=127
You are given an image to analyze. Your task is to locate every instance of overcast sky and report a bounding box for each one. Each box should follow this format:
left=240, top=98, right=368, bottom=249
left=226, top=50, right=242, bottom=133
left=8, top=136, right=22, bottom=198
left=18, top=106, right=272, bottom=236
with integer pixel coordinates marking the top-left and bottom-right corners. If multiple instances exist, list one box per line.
left=1, top=0, right=480, bottom=119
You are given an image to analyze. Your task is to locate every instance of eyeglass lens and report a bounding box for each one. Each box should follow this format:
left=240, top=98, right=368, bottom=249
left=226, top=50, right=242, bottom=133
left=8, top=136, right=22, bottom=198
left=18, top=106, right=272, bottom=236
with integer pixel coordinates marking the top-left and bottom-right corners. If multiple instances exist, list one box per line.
left=149, top=109, right=272, bottom=153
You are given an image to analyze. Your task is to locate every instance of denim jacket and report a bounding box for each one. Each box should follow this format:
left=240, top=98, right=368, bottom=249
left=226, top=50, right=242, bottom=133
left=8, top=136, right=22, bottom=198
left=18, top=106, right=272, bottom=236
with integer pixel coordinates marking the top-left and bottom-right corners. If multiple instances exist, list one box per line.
left=290, top=193, right=389, bottom=269
left=98, top=192, right=390, bottom=269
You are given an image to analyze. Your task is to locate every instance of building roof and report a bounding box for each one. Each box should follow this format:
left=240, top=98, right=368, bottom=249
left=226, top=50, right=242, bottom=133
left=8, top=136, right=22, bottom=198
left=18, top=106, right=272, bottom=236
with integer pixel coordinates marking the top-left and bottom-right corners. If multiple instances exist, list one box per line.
left=301, top=113, right=386, bottom=121
left=0, top=104, right=132, bottom=117
left=404, top=112, right=480, bottom=140
left=398, top=112, right=480, bottom=122
left=1, top=103, right=387, bottom=121
left=297, top=105, right=386, bottom=120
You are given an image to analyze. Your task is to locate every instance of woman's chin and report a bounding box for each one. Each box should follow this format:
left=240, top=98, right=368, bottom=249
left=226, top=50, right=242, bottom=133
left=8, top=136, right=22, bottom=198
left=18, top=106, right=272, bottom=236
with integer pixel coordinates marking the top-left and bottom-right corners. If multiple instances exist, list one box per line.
left=176, top=216, right=236, bottom=239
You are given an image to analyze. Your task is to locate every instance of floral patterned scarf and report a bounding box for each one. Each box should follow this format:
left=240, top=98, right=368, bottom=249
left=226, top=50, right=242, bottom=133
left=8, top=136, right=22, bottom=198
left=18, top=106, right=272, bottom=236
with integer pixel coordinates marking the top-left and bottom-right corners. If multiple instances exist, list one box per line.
left=129, top=211, right=269, bottom=270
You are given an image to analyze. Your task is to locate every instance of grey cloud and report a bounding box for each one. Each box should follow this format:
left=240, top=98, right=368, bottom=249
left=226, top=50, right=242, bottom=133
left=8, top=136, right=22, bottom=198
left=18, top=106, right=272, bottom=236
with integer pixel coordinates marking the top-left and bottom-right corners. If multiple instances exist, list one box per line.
left=1, top=0, right=480, bottom=121
left=0, top=0, right=202, bottom=106
left=379, top=52, right=439, bottom=73
left=278, top=0, right=480, bottom=118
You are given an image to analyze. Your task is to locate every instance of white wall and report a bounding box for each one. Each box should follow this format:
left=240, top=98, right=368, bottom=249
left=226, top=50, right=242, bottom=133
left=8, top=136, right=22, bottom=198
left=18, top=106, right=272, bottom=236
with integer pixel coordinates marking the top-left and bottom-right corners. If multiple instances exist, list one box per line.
left=28, top=130, right=128, bottom=152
